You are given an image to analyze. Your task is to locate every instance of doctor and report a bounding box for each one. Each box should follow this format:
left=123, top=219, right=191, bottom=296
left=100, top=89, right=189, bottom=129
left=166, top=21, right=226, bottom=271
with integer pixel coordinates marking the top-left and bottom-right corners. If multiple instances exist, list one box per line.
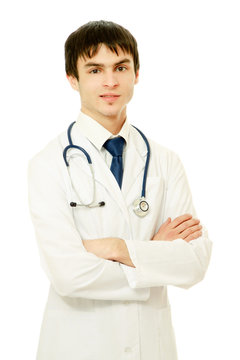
left=28, top=20, right=212, bottom=360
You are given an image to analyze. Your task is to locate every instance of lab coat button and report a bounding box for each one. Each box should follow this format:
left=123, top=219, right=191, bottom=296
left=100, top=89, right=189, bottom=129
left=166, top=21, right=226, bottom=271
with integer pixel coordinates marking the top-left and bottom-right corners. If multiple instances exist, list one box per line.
left=124, top=347, right=132, bottom=353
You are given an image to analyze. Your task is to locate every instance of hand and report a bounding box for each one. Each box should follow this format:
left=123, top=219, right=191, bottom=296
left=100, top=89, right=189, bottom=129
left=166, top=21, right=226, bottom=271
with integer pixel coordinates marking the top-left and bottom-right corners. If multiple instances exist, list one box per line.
left=152, top=214, right=202, bottom=243
left=82, top=238, right=120, bottom=261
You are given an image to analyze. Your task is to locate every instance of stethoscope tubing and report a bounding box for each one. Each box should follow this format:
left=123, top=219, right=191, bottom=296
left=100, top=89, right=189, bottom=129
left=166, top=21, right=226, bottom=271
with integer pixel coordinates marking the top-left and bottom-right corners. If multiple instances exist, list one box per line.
left=63, top=121, right=150, bottom=211
left=131, top=125, right=150, bottom=198
left=63, top=121, right=92, bottom=167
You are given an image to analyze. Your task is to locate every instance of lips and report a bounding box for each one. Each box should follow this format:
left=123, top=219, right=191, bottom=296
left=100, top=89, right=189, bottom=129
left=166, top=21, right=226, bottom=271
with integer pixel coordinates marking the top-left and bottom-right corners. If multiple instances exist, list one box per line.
left=100, top=94, right=120, bottom=102
left=100, top=94, right=120, bottom=97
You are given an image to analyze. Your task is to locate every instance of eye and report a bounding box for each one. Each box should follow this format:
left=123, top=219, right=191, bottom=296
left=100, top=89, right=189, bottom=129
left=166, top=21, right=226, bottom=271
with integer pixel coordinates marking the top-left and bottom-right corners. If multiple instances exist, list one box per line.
left=116, top=66, right=127, bottom=72
left=89, top=68, right=101, bottom=74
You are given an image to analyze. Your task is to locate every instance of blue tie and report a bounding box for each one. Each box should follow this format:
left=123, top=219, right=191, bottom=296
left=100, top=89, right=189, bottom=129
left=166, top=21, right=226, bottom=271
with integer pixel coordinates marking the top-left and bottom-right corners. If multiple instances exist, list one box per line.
left=103, top=137, right=125, bottom=188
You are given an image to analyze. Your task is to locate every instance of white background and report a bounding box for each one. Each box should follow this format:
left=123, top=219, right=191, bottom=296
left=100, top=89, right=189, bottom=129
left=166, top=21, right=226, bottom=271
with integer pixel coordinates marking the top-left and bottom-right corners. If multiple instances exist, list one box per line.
left=0, top=0, right=239, bottom=359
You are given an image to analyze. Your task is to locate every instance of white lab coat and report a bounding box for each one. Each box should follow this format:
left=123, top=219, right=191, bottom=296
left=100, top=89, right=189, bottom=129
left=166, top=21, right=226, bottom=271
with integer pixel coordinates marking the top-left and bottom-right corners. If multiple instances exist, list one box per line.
left=28, top=121, right=212, bottom=360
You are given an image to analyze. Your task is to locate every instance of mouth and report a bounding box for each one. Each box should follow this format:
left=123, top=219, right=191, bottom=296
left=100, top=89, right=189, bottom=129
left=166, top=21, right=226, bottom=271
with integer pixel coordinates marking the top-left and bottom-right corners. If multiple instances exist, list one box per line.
left=100, top=94, right=120, bottom=102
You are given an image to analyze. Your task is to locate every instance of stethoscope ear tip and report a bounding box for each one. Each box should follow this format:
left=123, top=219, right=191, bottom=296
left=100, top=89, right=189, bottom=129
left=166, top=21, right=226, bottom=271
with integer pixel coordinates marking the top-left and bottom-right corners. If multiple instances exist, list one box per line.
left=70, top=202, right=77, bottom=207
left=69, top=201, right=105, bottom=208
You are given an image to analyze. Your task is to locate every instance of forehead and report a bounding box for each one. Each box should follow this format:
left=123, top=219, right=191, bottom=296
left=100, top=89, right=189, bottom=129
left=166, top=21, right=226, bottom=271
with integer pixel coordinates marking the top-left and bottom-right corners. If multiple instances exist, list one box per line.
left=77, top=44, right=134, bottom=67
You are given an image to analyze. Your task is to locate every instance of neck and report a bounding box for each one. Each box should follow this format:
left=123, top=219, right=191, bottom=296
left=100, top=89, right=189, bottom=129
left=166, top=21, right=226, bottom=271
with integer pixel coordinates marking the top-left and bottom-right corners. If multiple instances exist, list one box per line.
left=80, top=107, right=126, bottom=135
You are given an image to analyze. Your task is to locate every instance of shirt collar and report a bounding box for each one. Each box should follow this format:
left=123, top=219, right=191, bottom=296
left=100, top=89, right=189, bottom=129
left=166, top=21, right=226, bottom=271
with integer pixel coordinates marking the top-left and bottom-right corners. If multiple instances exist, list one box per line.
left=75, top=110, right=130, bottom=150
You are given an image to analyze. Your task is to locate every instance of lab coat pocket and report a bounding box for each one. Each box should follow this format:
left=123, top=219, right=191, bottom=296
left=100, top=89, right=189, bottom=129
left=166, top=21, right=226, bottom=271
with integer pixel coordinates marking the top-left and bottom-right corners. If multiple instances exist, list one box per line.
left=157, top=306, right=178, bottom=360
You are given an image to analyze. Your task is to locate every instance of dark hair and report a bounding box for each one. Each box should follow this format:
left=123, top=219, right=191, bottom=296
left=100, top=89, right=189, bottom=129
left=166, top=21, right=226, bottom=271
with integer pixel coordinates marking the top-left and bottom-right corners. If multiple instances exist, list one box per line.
left=65, top=20, right=139, bottom=80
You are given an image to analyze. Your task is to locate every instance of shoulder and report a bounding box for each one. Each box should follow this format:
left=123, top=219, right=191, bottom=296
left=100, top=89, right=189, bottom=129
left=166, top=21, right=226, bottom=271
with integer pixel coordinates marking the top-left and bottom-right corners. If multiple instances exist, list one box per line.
left=150, top=138, right=183, bottom=171
left=149, top=138, right=178, bottom=161
left=28, top=130, right=67, bottom=174
left=131, top=127, right=183, bottom=180
left=149, top=138, right=185, bottom=182
left=130, top=125, right=182, bottom=172
left=130, top=124, right=178, bottom=157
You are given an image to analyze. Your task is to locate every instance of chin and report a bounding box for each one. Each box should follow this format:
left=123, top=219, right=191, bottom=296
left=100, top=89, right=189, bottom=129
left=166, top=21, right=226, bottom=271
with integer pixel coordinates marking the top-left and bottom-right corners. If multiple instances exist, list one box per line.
left=99, top=104, right=126, bottom=117
left=98, top=106, right=123, bottom=118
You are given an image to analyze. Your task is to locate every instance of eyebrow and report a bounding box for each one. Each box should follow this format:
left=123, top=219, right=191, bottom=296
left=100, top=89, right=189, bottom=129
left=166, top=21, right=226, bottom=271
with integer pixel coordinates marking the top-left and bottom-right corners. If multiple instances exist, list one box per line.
left=84, top=58, right=131, bottom=68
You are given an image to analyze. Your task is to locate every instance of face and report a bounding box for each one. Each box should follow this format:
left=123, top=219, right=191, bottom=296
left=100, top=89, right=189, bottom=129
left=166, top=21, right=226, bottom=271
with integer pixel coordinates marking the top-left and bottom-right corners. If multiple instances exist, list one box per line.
left=67, top=44, right=139, bottom=126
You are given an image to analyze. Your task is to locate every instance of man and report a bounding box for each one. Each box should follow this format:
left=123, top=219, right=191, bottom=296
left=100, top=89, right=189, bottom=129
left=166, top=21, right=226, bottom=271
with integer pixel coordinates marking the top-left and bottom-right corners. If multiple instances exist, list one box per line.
left=28, top=20, right=212, bottom=360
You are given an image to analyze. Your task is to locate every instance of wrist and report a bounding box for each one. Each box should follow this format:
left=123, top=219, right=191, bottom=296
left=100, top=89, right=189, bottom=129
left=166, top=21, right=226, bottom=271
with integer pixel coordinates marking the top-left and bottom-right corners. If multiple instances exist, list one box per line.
left=114, top=238, right=136, bottom=268
left=112, top=238, right=123, bottom=262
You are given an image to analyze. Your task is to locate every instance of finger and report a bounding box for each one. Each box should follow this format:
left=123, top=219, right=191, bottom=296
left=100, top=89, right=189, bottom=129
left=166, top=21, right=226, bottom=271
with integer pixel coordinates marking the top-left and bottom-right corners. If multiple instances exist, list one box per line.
left=170, top=214, right=192, bottom=229
left=157, top=217, right=171, bottom=232
left=164, top=217, right=171, bottom=225
left=181, top=225, right=202, bottom=239
left=177, top=219, right=200, bottom=233
left=184, top=230, right=202, bottom=242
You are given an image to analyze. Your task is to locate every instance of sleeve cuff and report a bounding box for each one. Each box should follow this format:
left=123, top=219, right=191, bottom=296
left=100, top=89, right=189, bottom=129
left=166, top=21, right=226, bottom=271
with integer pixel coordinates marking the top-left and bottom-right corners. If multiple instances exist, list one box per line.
left=119, top=239, right=142, bottom=288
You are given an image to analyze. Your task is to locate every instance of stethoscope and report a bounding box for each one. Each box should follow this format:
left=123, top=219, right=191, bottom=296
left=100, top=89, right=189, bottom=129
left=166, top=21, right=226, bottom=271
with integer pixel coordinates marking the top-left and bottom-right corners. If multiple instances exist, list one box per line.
left=63, top=121, right=150, bottom=217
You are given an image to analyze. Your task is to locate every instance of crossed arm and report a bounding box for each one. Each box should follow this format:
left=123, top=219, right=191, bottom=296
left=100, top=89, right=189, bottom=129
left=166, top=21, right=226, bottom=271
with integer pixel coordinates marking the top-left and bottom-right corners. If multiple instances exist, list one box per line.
left=82, top=214, right=202, bottom=268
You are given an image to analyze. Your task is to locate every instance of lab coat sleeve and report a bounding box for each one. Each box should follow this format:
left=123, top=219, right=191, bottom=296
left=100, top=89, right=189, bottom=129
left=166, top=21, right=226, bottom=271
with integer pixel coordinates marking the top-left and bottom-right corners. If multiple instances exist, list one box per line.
left=28, top=147, right=149, bottom=301
left=120, top=151, right=212, bottom=289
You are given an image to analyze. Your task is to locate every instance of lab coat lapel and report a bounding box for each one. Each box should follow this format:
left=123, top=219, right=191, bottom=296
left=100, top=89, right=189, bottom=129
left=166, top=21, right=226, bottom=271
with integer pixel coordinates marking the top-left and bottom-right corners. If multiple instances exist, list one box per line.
left=121, top=126, right=147, bottom=199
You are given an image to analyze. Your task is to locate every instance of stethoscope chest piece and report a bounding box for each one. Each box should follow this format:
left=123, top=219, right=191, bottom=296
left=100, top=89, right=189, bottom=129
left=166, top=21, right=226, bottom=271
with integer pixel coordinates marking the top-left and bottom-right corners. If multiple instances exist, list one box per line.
left=133, top=197, right=150, bottom=217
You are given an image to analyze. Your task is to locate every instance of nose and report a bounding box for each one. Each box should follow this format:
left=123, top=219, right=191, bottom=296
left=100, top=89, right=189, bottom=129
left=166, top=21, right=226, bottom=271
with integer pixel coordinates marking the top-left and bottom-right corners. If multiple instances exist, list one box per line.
left=103, top=70, right=119, bottom=88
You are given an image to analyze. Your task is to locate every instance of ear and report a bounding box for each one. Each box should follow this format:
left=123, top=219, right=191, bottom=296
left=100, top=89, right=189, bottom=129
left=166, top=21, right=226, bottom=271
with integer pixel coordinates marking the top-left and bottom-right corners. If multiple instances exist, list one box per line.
left=134, top=69, right=139, bottom=85
left=66, top=74, right=79, bottom=92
